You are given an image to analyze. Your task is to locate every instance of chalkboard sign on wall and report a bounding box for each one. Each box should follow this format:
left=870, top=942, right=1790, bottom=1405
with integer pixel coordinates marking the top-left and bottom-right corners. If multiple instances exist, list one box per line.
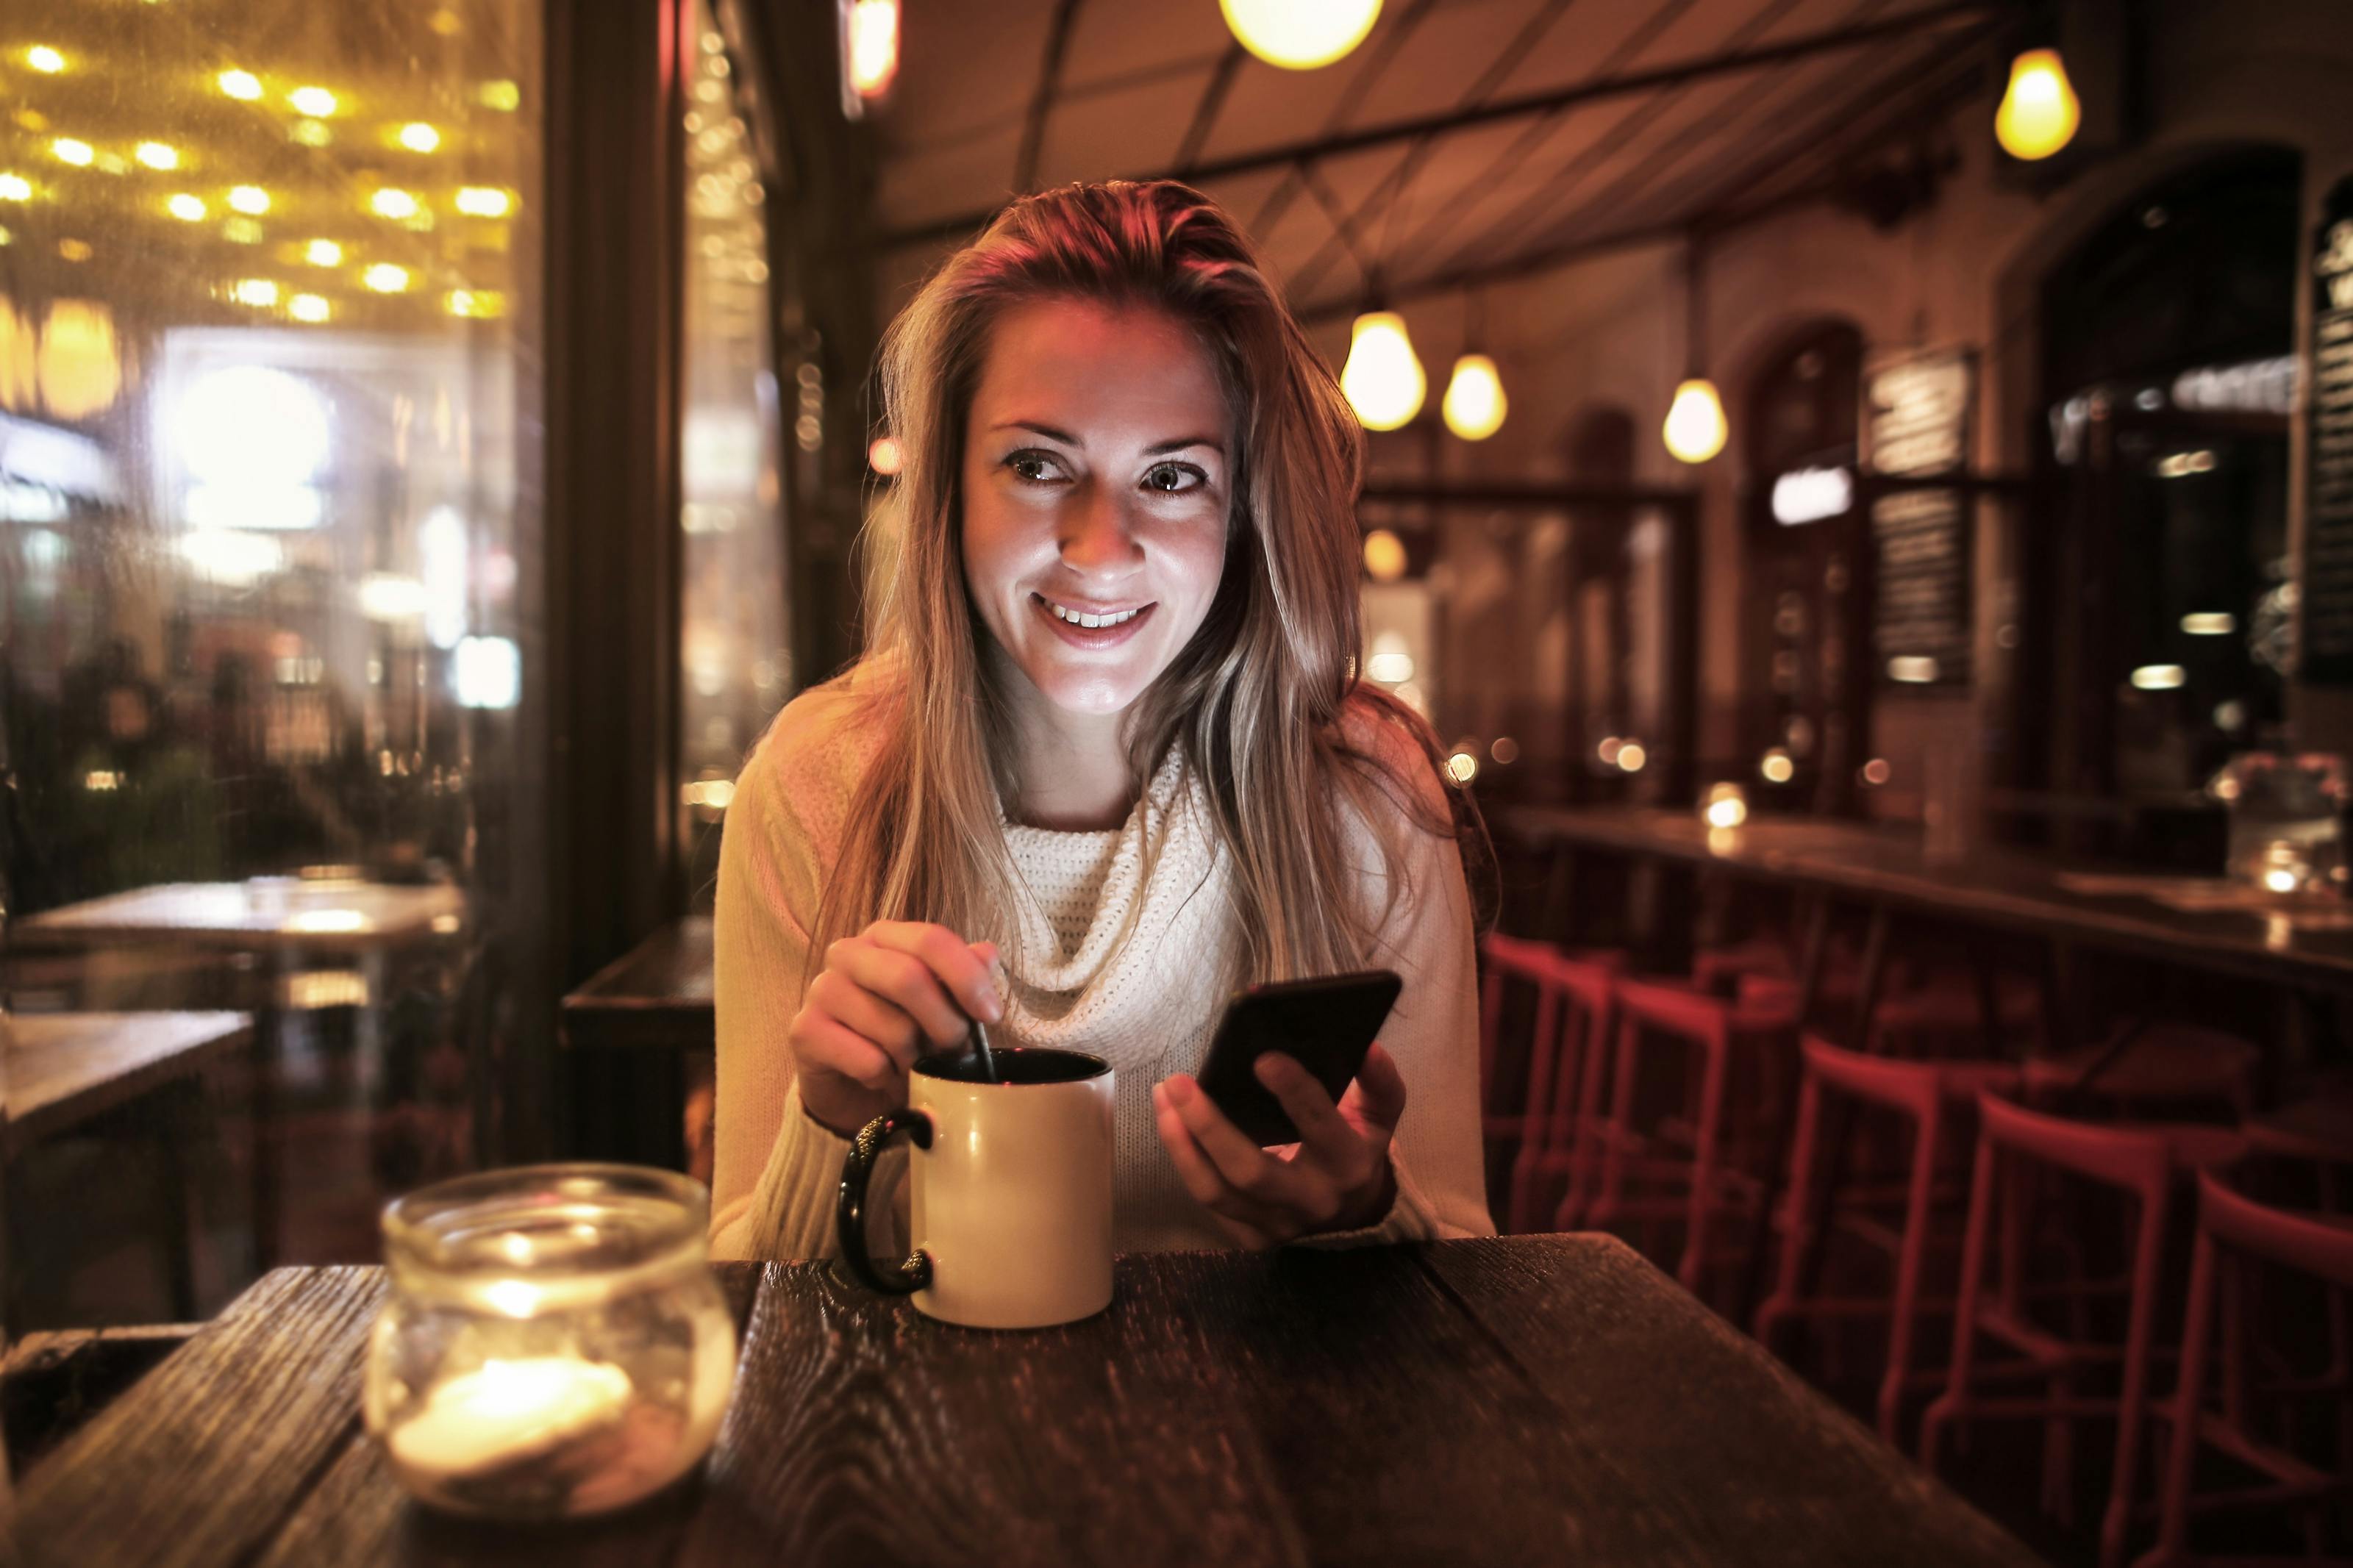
left=1863, top=349, right=1977, bottom=690
left=2299, top=175, right=2353, bottom=684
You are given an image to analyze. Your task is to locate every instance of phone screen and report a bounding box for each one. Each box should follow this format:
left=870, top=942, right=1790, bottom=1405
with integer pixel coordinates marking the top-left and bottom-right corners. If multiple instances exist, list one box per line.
left=1193, top=969, right=1402, bottom=1145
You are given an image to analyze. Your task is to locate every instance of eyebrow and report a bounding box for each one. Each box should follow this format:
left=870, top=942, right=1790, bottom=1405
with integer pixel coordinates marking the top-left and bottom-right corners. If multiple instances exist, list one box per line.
left=993, top=419, right=1224, bottom=457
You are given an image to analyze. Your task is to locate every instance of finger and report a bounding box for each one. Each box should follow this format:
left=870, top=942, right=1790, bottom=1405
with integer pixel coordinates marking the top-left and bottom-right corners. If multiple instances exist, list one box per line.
left=1339, top=1042, right=1410, bottom=1137
left=1163, top=1074, right=1321, bottom=1211
left=830, top=939, right=968, bottom=1048
left=1253, top=1053, right=1358, bottom=1159
left=792, top=1012, right=904, bottom=1095
left=805, top=970, right=924, bottom=1069
left=868, top=921, right=1004, bottom=1024
left=1154, top=1085, right=1286, bottom=1245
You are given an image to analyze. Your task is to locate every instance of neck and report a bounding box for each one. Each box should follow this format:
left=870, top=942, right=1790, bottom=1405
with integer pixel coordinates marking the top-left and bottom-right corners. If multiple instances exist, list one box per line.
left=988, top=654, right=1139, bottom=831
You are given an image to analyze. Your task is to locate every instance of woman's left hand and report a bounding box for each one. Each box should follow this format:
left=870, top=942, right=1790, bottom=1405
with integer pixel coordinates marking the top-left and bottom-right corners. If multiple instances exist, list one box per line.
left=1152, top=1045, right=1407, bottom=1249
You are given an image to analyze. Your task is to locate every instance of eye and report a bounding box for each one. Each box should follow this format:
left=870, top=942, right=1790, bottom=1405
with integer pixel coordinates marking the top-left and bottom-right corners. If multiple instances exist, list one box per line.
left=1143, top=462, right=1205, bottom=494
left=1005, top=449, right=1067, bottom=484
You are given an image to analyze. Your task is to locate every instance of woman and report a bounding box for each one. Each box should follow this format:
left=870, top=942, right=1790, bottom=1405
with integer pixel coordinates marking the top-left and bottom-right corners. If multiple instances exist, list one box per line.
left=713, top=179, right=1493, bottom=1261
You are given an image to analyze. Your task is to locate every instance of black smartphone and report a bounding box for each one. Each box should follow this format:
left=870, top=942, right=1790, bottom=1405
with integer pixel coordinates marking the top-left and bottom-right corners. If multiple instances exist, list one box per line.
left=1193, top=969, right=1403, bottom=1146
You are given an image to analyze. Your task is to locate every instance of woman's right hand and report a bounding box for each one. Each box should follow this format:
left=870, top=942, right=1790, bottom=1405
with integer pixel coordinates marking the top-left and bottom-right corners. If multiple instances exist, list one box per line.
left=790, top=920, right=1005, bottom=1138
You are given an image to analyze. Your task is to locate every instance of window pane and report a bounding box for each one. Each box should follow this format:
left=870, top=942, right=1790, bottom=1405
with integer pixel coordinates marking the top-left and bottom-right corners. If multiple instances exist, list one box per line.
left=1, top=0, right=543, bottom=1322
left=678, top=0, right=790, bottom=905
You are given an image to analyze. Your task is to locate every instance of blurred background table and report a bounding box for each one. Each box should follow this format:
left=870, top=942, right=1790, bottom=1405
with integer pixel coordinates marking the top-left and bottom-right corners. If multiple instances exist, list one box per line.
left=15, top=1234, right=2040, bottom=1568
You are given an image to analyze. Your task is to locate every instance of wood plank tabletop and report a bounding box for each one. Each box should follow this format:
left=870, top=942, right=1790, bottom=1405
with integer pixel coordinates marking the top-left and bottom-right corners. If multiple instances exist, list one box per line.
left=13, top=1236, right=2040, bottom=1568
left=11, top=880, right=467, bottom=954
left=561, top=917, right=715, bottom=1053
left=6, top=1012, right=254, bottom=1152
left=1504, top=803, right=2353, bottom=990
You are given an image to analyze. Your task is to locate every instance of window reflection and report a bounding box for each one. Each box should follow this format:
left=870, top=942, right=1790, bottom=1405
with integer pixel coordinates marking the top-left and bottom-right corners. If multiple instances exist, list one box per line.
left=677, top=0, right=790, bottom=902
left=1, top=1, right=542, bottom=1324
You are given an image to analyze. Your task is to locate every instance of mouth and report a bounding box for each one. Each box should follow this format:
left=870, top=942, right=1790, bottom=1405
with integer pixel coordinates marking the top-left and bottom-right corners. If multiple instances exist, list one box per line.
left=1031, top=592, right=1155, bottom=648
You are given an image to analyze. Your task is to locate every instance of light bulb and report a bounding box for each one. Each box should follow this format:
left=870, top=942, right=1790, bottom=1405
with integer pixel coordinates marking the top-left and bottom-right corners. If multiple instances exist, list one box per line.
left=167, top=193, right=205, bottom=221
left=1220, top=0, right=1382, bottom=69
left=304, top=238, right=342, bottom=266
left=1663, top=377, right=1727, bottom=464
left=1441, top=353, right=1507, bottom=440
left=398, top=122, right=440, bottom=153
left=227, top=185, right=271, bottom=215
left=289, top=85, right=338, bottom=118
left=1995, top=48, right=2079, bottom=161
left=848, top=0, right=899, bottom=98
left=371, top=188, right=420, bottom=219
left=218, top=70, right=263, bottom=101
left=1341, top=310, right=1426, bottom=432
left=135, top=141, right=179, bottom=171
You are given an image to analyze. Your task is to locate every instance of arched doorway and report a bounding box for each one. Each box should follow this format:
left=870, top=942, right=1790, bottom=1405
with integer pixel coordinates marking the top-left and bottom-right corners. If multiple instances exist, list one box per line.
left=2020, top=146, right=2302, bottom=821
left=1739, top=319, right=1867, bottom=813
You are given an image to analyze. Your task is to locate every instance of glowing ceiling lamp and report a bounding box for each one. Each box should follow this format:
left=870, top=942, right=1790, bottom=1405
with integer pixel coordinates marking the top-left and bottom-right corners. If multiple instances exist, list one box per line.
left=218, top=69, right=263, bottom=101
left=1994, top=47, right=2079, bottom=161
left=397, top=122, right=441, bottom=153
left=1663, top=237, right=1726, bottom=464
left=1221, top=0, right=1382, bottom=70
left=1341, top=309, right=1425, bottom=432
left=841, top=0, right=900, bottom=117
left=1442, top=354, right=1507, bottom=441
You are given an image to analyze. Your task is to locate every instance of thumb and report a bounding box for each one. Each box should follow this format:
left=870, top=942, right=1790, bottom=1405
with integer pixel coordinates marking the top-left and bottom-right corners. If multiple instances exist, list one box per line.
left=969, top=939, right=1010, bottom=998
left=1342, top=1042, right=1408, bottom=1136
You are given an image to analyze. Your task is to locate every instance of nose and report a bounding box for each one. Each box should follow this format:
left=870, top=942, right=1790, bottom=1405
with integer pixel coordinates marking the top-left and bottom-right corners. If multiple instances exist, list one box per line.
left=1057, top=482, right=1145, bottom=579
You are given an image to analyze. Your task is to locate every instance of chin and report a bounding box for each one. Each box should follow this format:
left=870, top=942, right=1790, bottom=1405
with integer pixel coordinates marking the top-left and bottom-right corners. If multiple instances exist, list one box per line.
left=1035, top=669, right=1149, bottom=716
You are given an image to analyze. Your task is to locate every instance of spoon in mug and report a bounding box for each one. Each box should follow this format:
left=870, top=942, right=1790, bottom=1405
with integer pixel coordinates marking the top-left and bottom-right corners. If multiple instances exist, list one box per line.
left=969, top=1016, right=1001, bottom=1084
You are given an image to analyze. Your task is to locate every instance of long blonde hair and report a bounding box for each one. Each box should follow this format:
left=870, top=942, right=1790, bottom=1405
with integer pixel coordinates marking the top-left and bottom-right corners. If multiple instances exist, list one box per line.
left=813, top=179, right=1480, bottom=984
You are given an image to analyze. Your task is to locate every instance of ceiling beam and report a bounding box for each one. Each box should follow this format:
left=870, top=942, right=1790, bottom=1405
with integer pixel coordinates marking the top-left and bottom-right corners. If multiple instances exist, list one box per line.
left=1013, top=0, right=1085, bottom=194
left=881, top=1, right=2003, bottom=248
left=1172, top=42, right=1247, bottom=174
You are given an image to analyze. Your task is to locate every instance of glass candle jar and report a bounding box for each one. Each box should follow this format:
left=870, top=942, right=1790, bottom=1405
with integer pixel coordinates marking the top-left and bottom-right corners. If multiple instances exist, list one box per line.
left=365, top=1164, right=738, bottom=1519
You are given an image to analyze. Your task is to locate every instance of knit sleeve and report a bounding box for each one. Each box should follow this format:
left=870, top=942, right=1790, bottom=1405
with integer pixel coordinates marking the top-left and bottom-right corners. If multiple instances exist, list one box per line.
left=1299, top=704, right=1497, bottom=1247
left=708, top=695, right=907, bottom=1260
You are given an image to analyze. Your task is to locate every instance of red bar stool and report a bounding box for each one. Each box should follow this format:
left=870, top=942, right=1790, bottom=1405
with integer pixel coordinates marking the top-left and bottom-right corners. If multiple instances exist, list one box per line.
left=1573, top=977, right=1799, bottom=1295
left=2137, top=1173, right=2353, bottom=1568
left=1921, top=1092, right=2249, bottom=1568
left=2023, top=1023, right=2260, bottom=1120
left=1753, top=1036, right=2021, bottom=1445
left=1477, top=934, right=1622, bottom=1231
left=1501, top=951, right=1620, bottom=1235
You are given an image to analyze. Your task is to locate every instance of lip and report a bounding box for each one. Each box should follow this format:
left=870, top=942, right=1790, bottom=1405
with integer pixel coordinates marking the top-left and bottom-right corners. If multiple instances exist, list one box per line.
left=1029, top=592, right=1155, bottom=650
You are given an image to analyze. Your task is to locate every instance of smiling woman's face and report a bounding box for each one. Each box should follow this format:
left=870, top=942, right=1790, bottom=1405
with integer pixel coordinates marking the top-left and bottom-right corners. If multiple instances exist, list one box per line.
left=960, top=296, right=1233, bottom=723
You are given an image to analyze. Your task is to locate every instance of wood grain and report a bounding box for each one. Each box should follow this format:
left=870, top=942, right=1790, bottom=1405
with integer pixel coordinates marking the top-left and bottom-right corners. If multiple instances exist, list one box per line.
left=7, top=1013, right=252, bottom=1150
left=1416, top=1235, right=2042, bottom=1568
left=676, top=1256, right=1307, bottom=1568
left=16, top=1267, right=387, bottom=1568
left=14, top=1244, right=2043, bottom=1567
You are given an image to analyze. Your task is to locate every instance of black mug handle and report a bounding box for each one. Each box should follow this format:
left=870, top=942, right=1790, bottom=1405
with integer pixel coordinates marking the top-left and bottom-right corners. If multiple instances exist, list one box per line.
left=836, top=1108, right=934, bottom=1294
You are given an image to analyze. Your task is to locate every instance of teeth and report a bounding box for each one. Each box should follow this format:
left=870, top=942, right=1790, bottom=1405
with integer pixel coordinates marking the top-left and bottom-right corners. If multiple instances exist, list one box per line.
left=1047, top=600, right=1139, bottom=629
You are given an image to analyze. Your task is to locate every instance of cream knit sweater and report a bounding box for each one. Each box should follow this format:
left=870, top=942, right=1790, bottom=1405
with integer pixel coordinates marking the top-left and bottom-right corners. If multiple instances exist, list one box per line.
left=710, top=671, right=1495, bottom=1260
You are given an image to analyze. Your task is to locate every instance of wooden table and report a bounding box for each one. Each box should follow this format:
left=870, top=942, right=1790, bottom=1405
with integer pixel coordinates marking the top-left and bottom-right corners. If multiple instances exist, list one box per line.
left=1502, top=805, right=2353, bottom=996
left=12, top=880, right=468, bottom=1268
left=15, top=1236, right=2039, bottom=1567
left=7, top=1012, right=254, bottom=1319
left=8, top=1013, right=254, bottom=1154
left=560, top=917, right=713, bottom=1054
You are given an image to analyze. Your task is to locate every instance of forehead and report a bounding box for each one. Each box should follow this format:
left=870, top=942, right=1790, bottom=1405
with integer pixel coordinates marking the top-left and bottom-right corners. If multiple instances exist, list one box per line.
left=970, top=297, right=1227, bottom=434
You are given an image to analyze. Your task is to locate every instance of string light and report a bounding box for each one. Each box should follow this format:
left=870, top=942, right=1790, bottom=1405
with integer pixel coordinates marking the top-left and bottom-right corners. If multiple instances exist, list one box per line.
left=217, top=69, right=263, bottom=101
left=363, top=262, right=412, bottom=292
left=867, top=435, right=902, bottom=474
left=0, top=174, right=32, bottom=201
left=370, top=188, right=420, bottom=218
left=1361, top=529, right=1407, bottom=583
left=289, top=293, right=332, bottom=323
left=1341, top=310, right=1426, bottom=431
left=291, top=120, right=333, bottom=148
left=398, top=122, right=441, bottom=153
left=1220, top=0, right=1382, bottom=69
left=228, top=185, right=271, bottom=215
left=446, top=289, right=504, bottom=318
left=289, top=86, right=339, bottom=117
left=231, top=278, right=281, bottom=307
left=454, top=186, right=510, bottom=217
left=26, top=46, right=65, bottom=74
left=167, top=193, right=206, bottom=221
left=1994, top=47, right=2079, bottom=161
left=479, top=80, right=521, bottom=111
left=1441, top=354, right=1507, bottom=441
left=51, top=139, right=93, bottom=168
left=135, top=140, right=180, bottom=170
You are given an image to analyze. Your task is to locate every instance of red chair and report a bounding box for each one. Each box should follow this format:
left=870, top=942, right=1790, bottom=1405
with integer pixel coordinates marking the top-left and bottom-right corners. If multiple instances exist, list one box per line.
left=1753, top=1036, right=2021, bottom=1445
left=2137, top=1173, right=2353, bottom=1568
left=1921, top=1092, right=2248, bottom=1568
left=1477, top=934, right=1622, bottom=1231
left=1572, top=977, right=1799, bottom=1295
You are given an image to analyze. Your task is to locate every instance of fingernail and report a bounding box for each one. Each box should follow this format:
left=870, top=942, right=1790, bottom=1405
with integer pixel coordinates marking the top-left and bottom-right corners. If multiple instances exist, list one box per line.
left=1254, top=1054, right=1293, bottom=1086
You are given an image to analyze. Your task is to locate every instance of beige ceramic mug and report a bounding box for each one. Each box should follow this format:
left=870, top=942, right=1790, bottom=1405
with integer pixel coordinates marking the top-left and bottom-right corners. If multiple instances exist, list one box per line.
left=837, top=1046, right=1114, bottom=1329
